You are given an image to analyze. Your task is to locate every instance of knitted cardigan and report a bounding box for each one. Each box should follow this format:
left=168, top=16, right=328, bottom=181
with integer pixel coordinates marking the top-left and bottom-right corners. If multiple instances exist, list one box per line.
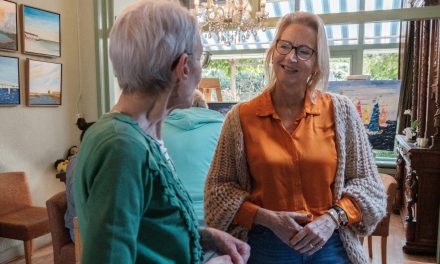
left=204, top=92, right=387, bottom=264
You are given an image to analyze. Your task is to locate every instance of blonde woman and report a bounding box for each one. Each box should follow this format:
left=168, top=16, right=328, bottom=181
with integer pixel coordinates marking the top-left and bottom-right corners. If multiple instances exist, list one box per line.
left=205, top=12, right=386, bottom=264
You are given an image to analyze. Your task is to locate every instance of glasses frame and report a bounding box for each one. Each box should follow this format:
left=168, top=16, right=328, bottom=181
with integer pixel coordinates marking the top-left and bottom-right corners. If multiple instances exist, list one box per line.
left=275, top=39, right=316, bottom=61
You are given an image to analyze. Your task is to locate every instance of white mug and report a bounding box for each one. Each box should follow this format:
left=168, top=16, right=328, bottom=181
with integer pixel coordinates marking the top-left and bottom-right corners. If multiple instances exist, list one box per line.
left=417, top=137, right=429, bottom=148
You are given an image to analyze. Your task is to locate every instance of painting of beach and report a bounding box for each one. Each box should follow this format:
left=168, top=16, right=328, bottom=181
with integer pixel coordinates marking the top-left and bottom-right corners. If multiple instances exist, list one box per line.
left=328, top=80, right=401, bottom=150
left=0, top=0, right=17, bottom=51
left=21, top=5, right=60, bottom=57
left=27, top=59, right=62, bottom=106
left=0, top=55, right=19, bottom=105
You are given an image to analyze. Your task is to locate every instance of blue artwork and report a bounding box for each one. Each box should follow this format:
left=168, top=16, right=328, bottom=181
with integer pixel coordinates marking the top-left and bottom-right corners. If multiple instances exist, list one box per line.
left=0, top=0, right=17, bottom=51
left=208, top=102, right=236, bottom=116
left=27, top=59, right=62, bottom=106
left=22, top=5, right=60, bottom=57
left=0, top=55, right=19, bottom=105
left=327, top=80, right=402, bottom=151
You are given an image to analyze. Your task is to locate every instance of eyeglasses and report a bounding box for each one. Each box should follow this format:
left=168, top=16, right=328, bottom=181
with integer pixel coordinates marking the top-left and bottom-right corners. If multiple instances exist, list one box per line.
left=171, top=51, right=207, bottom=70
left=275, top=40, right=316, bottom=61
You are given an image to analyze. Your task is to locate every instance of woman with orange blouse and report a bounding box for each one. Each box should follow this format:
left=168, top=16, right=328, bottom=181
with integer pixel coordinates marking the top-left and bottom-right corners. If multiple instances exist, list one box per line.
left=204, top=12, right=386, bottom=264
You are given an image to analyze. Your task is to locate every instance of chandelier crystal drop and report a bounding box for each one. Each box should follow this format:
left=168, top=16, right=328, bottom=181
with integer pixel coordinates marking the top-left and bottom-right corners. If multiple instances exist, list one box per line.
left=193, top=0, right=269, bottom=46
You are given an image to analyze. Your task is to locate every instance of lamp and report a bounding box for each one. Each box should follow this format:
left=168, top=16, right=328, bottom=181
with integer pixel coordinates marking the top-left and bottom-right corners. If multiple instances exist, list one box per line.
left=193, top=0, right=268, bottom=46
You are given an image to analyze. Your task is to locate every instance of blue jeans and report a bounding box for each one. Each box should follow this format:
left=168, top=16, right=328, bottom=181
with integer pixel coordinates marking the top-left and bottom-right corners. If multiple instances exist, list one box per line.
left=248, top=225, right=351, bottom=264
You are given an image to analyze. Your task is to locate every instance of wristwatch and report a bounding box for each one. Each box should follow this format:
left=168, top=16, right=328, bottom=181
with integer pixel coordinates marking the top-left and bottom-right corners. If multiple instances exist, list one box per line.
left=331, top=205, right=349, bottom=227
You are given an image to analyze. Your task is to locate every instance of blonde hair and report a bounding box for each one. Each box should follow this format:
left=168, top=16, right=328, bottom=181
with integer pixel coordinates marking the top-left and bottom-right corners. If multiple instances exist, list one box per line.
left=264, top=12, right=329, bottom=93
left=192, top=90, right=208, bottom=108
left=109, top=0, right=199, bottom=94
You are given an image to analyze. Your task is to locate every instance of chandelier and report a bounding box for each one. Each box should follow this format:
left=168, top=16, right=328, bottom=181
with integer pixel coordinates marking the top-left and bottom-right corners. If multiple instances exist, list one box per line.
left=193, top=0, right=269, bottom=46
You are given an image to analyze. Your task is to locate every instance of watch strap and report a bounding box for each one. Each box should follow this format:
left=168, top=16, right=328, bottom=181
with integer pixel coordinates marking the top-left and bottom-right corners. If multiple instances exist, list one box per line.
left=332, top=205, right=349, bottom=227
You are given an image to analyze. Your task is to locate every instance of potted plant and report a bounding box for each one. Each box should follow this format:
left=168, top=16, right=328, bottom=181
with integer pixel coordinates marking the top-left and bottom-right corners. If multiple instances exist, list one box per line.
left=404, top=119, right=418, bottom=141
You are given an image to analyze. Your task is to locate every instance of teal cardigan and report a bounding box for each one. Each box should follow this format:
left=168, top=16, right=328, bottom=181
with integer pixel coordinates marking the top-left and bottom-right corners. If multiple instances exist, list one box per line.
left=74, top=112, right=202, bottom=264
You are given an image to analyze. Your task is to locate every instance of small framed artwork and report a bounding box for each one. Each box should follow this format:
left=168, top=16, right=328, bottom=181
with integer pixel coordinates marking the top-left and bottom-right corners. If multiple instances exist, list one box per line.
left=21, top=5, right=60, bottom=57
left=26, top=59, right=62, bottom=106
left=0, top=0, right=18, bottom=51
left=0, top=55, right=20, bottom=105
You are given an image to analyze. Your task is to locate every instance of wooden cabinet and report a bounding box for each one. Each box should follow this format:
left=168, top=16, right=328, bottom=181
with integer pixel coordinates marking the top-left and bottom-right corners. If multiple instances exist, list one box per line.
left=395, top=135, right=440, bottom=254
left=397, top=1, right=440, bottom=254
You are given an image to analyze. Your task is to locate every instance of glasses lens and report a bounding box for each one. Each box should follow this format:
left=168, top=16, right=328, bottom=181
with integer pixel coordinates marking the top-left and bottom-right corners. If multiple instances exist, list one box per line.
left=297, top=46, right=314, bottom=60
left=276, top=40, right=292, bottom=55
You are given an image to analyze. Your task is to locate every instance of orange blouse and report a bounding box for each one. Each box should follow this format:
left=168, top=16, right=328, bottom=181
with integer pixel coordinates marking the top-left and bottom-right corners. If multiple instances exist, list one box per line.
left=232, top=89, right=362, bottom=229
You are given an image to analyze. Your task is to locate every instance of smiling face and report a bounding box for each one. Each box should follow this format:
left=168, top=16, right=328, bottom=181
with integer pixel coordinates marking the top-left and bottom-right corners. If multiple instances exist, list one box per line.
left=272, top=23, right=318, bottom=93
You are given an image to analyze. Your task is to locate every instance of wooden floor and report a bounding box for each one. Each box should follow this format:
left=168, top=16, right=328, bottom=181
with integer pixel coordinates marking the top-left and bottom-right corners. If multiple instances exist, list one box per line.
left=4, top=213, right=438, bottom=264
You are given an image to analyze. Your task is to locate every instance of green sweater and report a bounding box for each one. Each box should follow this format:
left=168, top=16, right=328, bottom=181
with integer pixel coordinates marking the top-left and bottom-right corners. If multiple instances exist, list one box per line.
left=74, top=112, right=202, bottom=264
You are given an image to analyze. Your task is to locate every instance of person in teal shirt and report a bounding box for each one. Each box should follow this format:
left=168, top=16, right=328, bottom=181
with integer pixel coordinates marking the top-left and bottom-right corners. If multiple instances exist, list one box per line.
left=73, top=1, right=250, bottom=263
left=163, top=90, right=224, bottom=222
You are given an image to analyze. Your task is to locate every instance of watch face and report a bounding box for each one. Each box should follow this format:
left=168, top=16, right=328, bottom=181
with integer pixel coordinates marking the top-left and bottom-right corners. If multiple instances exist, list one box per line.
left=341, top=214, right=348, bottom=225
left=333, top=205, right=348, bottom=226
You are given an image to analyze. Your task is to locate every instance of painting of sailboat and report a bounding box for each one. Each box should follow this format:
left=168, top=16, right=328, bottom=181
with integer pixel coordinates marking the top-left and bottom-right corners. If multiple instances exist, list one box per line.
left=328, top=80, right=401, bottom=150
left=21, top=5, right=60, bottom=57
left=0, top=0, right=17, bottom=51
left=26, top=59, right=62, bottom=106
left=0, top=55, right=19, bottom=105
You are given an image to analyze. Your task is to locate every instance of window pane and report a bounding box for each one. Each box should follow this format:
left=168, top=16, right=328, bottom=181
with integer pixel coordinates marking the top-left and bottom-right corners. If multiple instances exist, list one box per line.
left=363, top=49, right=398, bottom=80
left=300, top=0, right=360, bottom=14
left=364, top=0, right=402, bottom=11
left=364, top=21, right=400, bottom=44
left=202, top=59, right=231, bottom=101
left=202, top=58, right=265, bottom=102
left=330, top=57, right=351, bottom=81
left=266, top=0, right=295, bottom=18
left=202, top=28, right=274, bottom=52
left=326, top=24, right=359, bottom=45
left=236, top=58, right=265, bottom=101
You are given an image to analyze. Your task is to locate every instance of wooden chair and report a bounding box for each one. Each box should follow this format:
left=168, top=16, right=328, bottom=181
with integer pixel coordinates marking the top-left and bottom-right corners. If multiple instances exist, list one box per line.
left=46, top=191, right=76, bottom=264
left=198, top=78, right=223, bottom=102
left=366, top=173, right=398, bottom=264
left=0, top=172, right=50, bottom=264
left=73, top=217, right=82, bottom=264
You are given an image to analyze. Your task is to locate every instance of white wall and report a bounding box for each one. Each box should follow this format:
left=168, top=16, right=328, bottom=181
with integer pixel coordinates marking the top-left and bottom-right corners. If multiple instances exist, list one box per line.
left=0, top=0, right=97, bottom=262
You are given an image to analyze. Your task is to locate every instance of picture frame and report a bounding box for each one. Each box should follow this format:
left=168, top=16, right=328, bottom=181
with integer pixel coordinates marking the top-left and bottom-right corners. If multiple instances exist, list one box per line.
left=327, top=80, right=401, bottom=151
left=21, top=5, right=60, bottom=57
left=208, top=102, right=237, bottom=116
left=26, top=58, right=62, bottom=106
left=0, top=55, right=20, bottom=105
left=0, top=0, right=18, bottom=51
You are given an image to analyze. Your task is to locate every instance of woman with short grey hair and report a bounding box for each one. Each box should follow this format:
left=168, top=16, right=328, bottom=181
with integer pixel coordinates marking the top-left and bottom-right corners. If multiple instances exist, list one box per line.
left=74, top=1, right=250, bottom=263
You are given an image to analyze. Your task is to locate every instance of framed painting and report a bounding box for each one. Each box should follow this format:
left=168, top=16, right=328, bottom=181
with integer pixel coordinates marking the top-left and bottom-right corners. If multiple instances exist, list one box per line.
left=208, top=102, right=237, bottom=116
left=0, top=0, right=18, bottom=51
left=21, top=5, right=60, bottom=57
left=327, top=80, right=402, bottom=151
left=0, top=55, right=19, bottom=105
left=26, top=59, right=62, bottom=106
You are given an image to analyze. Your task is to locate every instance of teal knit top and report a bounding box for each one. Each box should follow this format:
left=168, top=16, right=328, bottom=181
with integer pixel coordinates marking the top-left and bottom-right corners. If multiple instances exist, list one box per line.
left=74, top=112, right=202, bottom=264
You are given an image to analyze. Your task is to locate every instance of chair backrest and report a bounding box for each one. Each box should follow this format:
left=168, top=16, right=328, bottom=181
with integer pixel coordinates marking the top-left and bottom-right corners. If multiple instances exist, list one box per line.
left=198, top=78, right=223, bottom=102
left=73, top=217, right=82, bottom=264
left=372, top=173, right=398, bottom=236
left=0, top=172, right=32, bottom=215
left=46, top=191, right=72, bottom=263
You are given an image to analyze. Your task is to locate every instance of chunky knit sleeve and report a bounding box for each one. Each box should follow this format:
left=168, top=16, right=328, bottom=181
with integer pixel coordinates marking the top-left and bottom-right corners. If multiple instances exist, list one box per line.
left=204, top=105, right=251, bottom=238
left=332, top=94, right=387, bottom=237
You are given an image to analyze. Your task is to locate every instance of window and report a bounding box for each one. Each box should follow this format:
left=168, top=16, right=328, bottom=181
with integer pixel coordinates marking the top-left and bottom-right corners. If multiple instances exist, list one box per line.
left=363, top=49, right=398, bottom=80
left=300, top=0, right=360, bottom=14
left=202, top=58, right=265, bottom=102
left=330, top=57, right=351, bottom=81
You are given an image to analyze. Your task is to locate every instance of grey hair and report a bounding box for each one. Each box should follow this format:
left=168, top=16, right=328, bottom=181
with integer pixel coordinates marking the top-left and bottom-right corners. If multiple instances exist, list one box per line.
left=109, top=0, right=199, bottom=94
left=192, top=89, right=208, bottom=108
left=264, top=12, right=330, bottom=93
